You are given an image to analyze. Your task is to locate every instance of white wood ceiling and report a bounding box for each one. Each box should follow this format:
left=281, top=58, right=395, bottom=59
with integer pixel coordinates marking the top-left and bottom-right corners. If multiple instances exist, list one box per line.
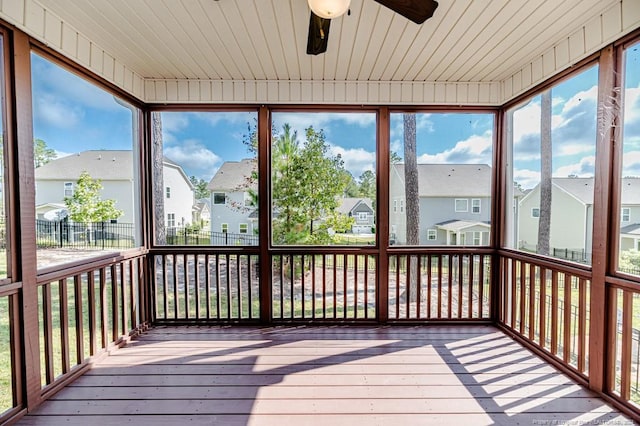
left=33, top=0, right=621, bottom=81
left=0, top=0, right=640, bottom=105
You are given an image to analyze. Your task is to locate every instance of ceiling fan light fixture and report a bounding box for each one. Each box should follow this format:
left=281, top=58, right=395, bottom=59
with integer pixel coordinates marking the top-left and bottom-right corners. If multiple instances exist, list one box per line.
left=307, top=0, right=351, bottom=19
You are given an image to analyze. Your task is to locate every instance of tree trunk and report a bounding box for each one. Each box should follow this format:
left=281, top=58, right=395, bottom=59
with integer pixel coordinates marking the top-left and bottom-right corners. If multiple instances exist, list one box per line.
left=403, top=113, right=420, bottom=303
left=152, top=112, right=166, bottom=245
left=538, top=89, right=552, bottom=256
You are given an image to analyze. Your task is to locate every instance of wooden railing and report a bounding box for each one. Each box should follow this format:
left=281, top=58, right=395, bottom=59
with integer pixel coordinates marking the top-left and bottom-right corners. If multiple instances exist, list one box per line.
left=151, top=250, right=261, bottom=322
left=271, top=252, right=377, bottom=321
left=0, top=285, right=20, bottom=418
left=151, top=248, right=493, bottom=323
left=388, top=251, right=492, bottom=321
left=607, top=278, right=640, bottom=408
left=35, top=252, right=148, bottom=396
left=499, top=252, right=591, bottom=378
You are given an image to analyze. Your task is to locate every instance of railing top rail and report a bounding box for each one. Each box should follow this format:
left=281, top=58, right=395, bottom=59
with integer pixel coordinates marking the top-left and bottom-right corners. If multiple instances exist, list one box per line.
left=498, top=248, right=592, bottom=278
left=36, top=248, right=147, bottom=285
left=388, top=247, right=494, bottom=255
left=150, top=246, right=261, bottom=255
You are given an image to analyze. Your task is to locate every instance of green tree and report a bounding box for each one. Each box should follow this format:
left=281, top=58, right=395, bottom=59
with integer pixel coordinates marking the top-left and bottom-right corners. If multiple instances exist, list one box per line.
left=325, top=211, right=355, bottom=234
left=271, top=125, right=348, bottom=245
left=297, top=127, right=349, bottom=243
left=342, top=170, right=360, bottom=197
left=34, top=138, right=56, bottom=168
left=358, top=170, right=376, bottom=201
left=64, top=171, right=123, bottom=223
left=189, top=175, right=210, bottom=199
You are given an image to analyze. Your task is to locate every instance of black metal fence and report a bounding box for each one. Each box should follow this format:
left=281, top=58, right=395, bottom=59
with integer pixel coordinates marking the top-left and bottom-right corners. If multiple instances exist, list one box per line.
left=552, top=248, right=591, bottom=264
left=36, top=219, right=136, bottom=249
left=166, top=227, right=258, bottom=246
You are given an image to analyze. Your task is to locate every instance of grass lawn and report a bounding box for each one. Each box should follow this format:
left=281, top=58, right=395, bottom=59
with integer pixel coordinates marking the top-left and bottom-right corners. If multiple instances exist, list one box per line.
left=0, top=296, right=12, bottom=413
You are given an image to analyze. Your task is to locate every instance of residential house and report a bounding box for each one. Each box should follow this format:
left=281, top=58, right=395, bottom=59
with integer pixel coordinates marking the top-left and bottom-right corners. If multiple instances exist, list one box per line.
left=520, top=177, right=640, bottom=256
left=389, top=164, right=492, bottom=245
left=162, top=156, right=196, bottom=229
left=35, top=150, right=194, bottom=229
left=193, top=198, right=211, bottom=228
left=336, top=197, right=375, bottom=234
left=207, top=159, right=258, bottom=239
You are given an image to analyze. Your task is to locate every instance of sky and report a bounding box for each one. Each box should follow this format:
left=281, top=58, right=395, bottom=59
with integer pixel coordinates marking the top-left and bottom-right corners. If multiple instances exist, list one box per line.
left=29, top=43, right=640, bottom=190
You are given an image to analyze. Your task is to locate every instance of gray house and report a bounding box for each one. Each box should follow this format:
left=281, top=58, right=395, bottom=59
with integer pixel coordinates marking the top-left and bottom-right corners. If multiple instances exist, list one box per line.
left=207, top=159, right=258, bottom=241
left=519, top=177, right=640, bottom=257
left=336, top=197, right=375, bottom=234
left=389, top=163, right=492, bottom=245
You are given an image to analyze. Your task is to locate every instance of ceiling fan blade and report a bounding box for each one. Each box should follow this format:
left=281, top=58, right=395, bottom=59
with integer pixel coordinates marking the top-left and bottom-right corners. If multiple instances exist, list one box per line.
left=373, top=0, right=438, bottom=24
left=306, top=12, right=331, bottom=55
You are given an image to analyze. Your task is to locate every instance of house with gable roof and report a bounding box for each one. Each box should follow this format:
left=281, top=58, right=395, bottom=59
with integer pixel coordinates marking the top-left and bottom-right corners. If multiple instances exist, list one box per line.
left=389, top=163, right=492, bottom=245
left=35, top=150, right=194, bottom=229
left=336, top=197, right=375, bottom=234
left=207, top=159, right=258, bottom=239
left=519, top=177, right=640, bottom=257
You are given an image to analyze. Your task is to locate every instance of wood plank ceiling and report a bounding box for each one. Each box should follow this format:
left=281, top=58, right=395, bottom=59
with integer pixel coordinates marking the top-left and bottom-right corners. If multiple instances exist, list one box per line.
left=34, top=0, right=619, bottom=85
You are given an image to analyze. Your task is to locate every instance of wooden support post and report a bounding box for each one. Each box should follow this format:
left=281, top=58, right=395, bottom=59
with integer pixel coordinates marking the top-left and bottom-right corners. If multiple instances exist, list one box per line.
left=258, top=106, right=272, bottom=324
left=377, top=107, right=390, bottom=323
left=14, top=30, right=43, bottom=410
left=589, top=44, right=617, bottom=392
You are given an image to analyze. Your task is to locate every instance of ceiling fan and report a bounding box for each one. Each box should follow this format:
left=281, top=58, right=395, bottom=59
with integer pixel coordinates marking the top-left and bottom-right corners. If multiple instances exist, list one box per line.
left=306, top=0, right=439, bottom=55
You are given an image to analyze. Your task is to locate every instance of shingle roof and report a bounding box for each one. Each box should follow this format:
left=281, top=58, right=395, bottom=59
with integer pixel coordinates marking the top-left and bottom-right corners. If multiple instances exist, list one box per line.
left=35, top=150, right=135, bottom=180
left=208, top=159, right=257, bottom=192
left=553, top=177, right=640, bottom=205
left=391, top=164, right=491, bottom=197
left=336, top=198, right=373, bottom=215
left=620, top=223, right=640, bottom=235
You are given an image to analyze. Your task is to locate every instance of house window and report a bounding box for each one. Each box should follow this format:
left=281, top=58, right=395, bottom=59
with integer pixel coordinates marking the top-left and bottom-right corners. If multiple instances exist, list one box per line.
left=239, top=223, right=248, bottom=234
left=165, top=186, right=171, bottom=199
left=455, top=199, right=468, bottom=212
left=531, top=208, right=540, bottom=218
left=167, top=213, right=175, bottom=228
left=400, top=200, right=404, bottom=213
left=64, top=182, right=74, bottom=197
left=221, top=223, right=228, bottom=233
left=622, top=208, right=630, bottom=222
left=472, top=199, right=481, bottom=214
left=358, top=212, right=368, bottom=222
left=213, top=192, right=226, bottom=205
left=427, top=229, right=437, bottom=240
left=473, top=231, right=482, bottom=245
left=393, top=200, right=397, bottom=213
left=244, top=192, right=253, bottom=207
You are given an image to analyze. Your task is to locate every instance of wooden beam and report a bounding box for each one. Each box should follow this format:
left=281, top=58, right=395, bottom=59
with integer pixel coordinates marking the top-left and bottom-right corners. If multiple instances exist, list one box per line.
left=589, top=44, right=617, bottom=393
left=13, top=29, right=42, bottom=410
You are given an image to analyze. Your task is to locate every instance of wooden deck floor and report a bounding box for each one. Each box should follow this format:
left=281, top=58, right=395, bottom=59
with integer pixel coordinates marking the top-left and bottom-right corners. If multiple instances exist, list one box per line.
left=16, top=325, right=635, bottom=425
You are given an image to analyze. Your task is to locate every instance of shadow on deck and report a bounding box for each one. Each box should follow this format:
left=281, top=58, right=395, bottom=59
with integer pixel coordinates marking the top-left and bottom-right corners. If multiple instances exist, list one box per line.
left=15, top=325, right=634, bottom=425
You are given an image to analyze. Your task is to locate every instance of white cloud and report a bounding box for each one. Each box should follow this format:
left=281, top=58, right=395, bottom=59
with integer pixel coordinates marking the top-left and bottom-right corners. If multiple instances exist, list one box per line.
left=390, top=114, right=434, bottom=145
left=554, top=155, right=595, bottom=178
left=622, top=150, right=640, bottom=177
left=34, top=94, right=83, bottom=129
left=513, top=168, right=541, bottom=190
left=416, top=131, right=493, bottom=165
left=164, top=139, right=222, bottom=181
left=273, top=112, right=375, bottom=137
left=328, top=144, right=375, bottom=177
left=33, top=55, right=126, bottom=112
